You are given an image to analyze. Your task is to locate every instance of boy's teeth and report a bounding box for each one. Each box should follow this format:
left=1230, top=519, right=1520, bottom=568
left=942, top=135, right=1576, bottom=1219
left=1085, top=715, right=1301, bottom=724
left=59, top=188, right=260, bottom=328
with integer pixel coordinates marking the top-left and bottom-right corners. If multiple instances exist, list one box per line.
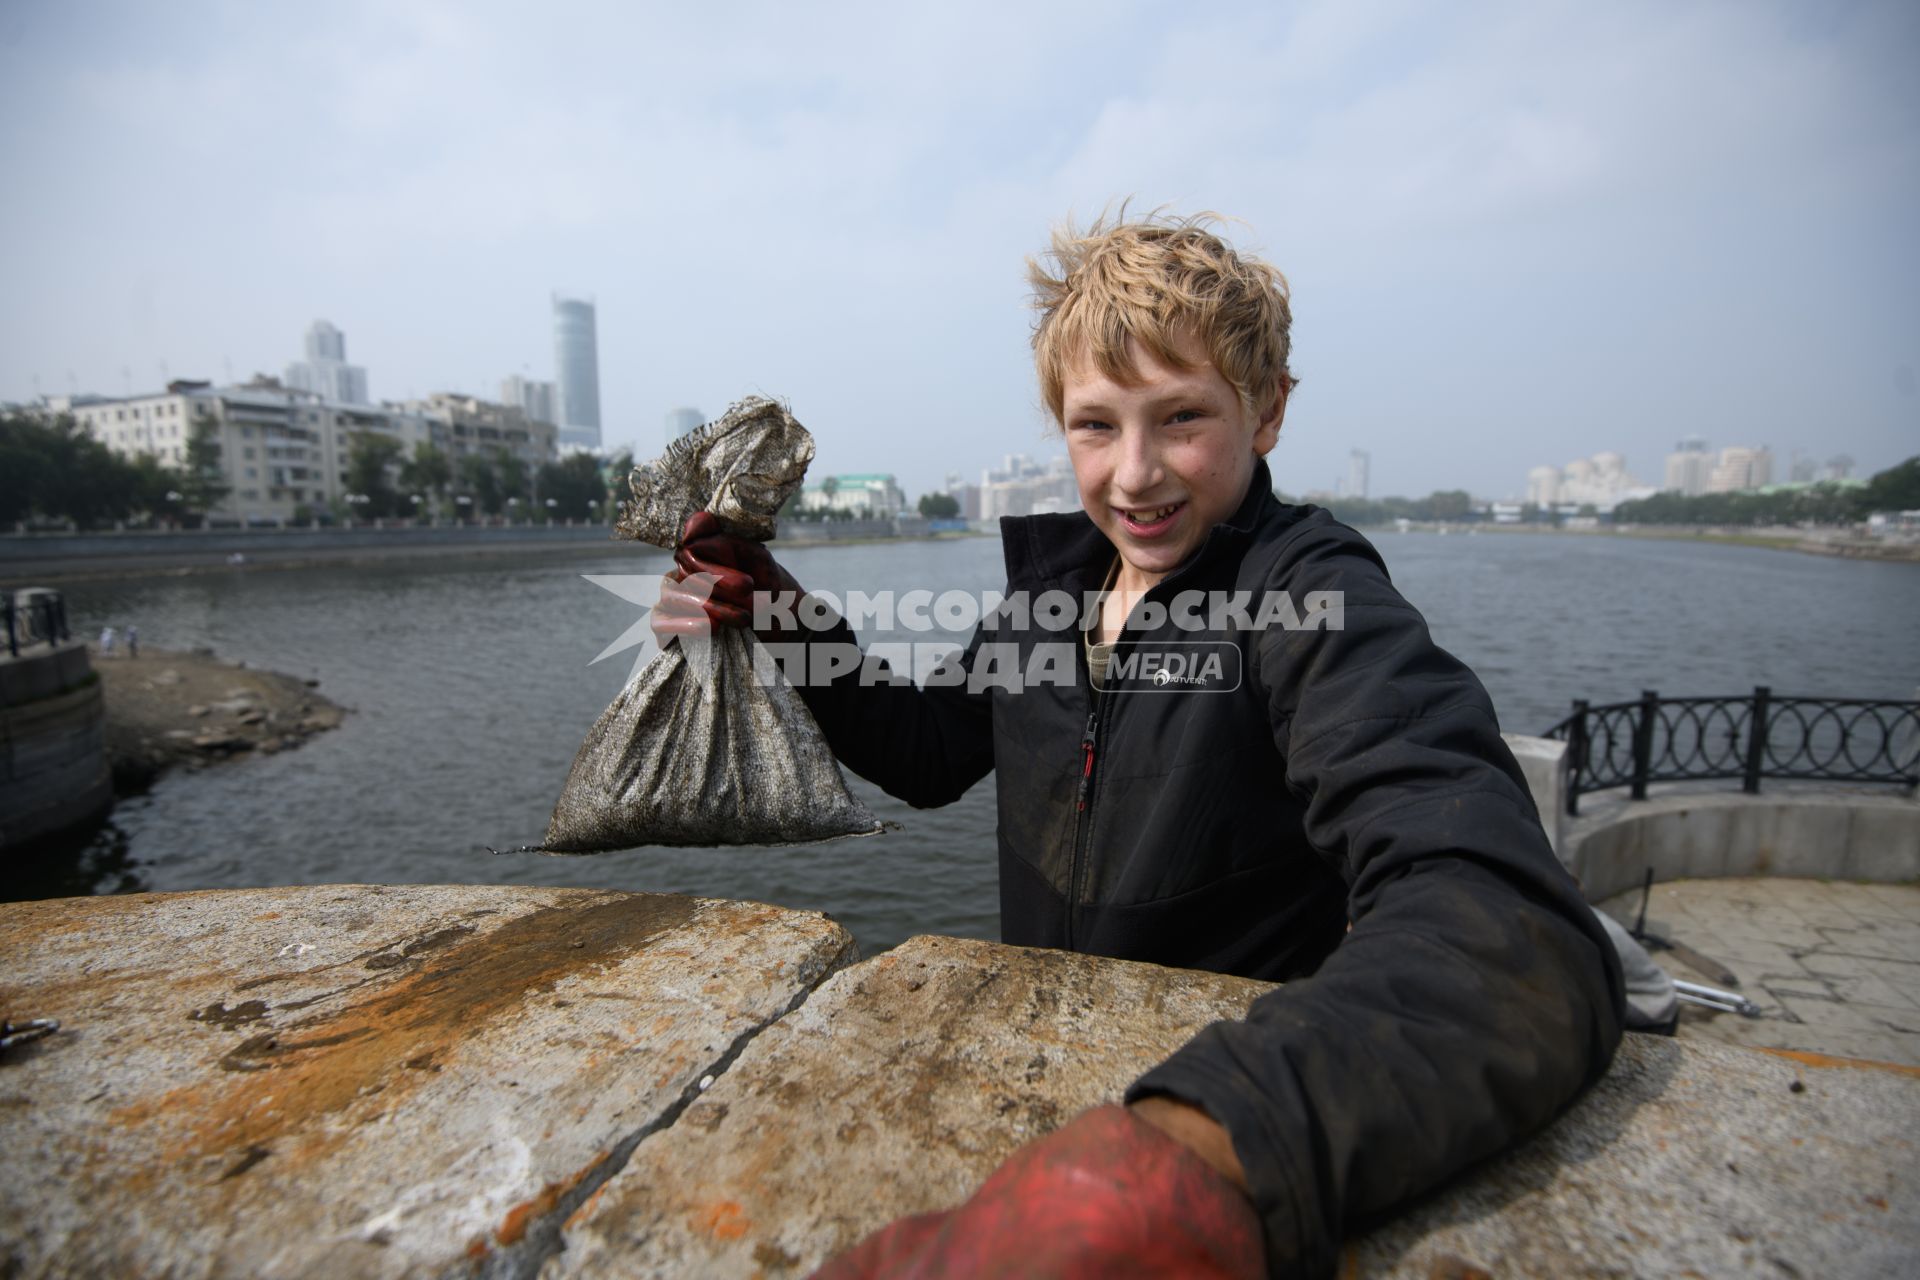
left=1131, top=504, right=1179, bottom=522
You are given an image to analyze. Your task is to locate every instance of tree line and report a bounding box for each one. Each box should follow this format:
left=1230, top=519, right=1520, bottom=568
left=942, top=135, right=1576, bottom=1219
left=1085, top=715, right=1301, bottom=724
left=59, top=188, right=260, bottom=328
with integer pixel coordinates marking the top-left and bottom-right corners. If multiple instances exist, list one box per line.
left=342, top=435, right=621, bottom=523
left=1610, top=459, right=1918, bottom=526
left=2, top=410, right=227, bottom=530
left=1291, top=457, right=1919, bottom=529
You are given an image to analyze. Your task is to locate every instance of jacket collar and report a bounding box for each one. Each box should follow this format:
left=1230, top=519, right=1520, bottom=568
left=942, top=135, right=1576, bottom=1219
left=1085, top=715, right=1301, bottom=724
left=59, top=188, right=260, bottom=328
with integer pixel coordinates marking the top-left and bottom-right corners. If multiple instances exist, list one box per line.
left=1000, top=456, right=1277, bottom=596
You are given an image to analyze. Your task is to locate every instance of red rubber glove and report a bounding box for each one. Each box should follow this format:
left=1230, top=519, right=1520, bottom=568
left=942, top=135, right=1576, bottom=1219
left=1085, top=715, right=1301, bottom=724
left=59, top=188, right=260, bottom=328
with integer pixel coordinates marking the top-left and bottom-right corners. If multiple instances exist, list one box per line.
left=808, top=1104, right=1265, bottom=1280
left=651, top=511, right=805, bottom=642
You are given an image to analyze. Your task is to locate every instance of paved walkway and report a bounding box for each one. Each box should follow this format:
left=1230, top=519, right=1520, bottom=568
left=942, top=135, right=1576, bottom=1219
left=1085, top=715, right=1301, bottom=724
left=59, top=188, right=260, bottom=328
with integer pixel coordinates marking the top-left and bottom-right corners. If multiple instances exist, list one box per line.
left=1596, top=877, right=1920, bottom=1067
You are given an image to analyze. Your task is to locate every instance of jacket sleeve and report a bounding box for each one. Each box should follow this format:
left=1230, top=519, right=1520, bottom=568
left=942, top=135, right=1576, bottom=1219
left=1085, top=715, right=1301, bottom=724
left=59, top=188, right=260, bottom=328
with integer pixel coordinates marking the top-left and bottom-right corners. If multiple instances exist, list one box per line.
left=783, top=608, right=997, bottom=810
left=1126, top=522, right=1626, bottom=1278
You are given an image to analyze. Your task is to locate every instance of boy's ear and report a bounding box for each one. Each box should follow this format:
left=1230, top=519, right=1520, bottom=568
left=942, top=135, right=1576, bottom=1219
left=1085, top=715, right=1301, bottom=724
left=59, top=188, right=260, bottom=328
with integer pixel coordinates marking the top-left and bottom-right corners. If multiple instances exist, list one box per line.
left=1252, top=384, right=1286, bottom=456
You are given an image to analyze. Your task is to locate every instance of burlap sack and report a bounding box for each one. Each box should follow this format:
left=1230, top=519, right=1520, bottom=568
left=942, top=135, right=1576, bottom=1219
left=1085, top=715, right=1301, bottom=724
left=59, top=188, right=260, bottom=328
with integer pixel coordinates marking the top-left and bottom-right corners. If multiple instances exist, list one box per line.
left=541, top=397, right=884, bottom=851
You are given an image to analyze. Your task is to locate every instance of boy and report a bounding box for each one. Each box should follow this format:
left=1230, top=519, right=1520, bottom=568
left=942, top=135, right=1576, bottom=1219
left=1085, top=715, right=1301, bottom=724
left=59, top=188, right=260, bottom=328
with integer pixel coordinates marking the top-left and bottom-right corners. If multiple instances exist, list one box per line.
left=656, top=212, right=1623, bottom=1277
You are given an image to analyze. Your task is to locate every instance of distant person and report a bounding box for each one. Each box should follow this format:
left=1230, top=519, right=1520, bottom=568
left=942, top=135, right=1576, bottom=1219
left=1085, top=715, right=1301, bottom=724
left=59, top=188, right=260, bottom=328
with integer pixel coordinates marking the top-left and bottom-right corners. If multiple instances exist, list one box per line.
left=658, top=209, right=1624, bottom=1277
left=125, top=625, right=139, bottom=660
left=98, top=625, right=115, bottom=658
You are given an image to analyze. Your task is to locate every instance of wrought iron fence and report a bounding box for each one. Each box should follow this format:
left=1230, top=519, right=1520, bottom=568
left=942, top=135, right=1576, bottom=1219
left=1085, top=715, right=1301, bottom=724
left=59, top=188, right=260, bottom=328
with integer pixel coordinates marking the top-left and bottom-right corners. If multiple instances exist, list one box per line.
left=1542, top=688, right=1920, bottom=815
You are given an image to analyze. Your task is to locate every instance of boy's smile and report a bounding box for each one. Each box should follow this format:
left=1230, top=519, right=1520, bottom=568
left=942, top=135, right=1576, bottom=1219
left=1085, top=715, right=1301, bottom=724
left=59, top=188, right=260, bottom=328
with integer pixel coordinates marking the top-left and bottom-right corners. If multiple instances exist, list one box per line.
left=1062, top=330, right=1283, bottom=595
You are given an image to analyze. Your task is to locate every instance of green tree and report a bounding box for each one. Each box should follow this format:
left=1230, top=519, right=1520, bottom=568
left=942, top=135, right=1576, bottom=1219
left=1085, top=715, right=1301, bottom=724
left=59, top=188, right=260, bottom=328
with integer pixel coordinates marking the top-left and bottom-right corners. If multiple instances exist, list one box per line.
left=457, top=451, right=502, bottom=516
left=1428, top=489, right=1473, bottom=521
left=917, top=492, right=960, bottom=519
left=495, top=447, right=530, bottom=508
left=345, top=431, right=405, bottom=518
left=1862, top=456, right=1920, bottom=513
left=180, top=413, right=230, bottom=518
left=0, top=410, right=160, bottom=529
left=397, top=442, right=453, bottom=517
left=534, top=452, right=607, bottom=521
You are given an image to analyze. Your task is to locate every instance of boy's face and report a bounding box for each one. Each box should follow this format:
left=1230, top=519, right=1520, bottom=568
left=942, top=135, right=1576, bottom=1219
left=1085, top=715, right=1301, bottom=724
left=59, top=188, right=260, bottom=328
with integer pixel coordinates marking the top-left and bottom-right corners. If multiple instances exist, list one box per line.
left=1061, top=329, right=1282, bottom=591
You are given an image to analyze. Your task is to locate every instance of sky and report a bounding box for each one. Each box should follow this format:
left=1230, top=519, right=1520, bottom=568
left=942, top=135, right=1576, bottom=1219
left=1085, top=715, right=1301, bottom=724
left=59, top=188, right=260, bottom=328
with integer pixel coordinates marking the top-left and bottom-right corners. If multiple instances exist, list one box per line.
left=2, top=0, right=1916, bottom=502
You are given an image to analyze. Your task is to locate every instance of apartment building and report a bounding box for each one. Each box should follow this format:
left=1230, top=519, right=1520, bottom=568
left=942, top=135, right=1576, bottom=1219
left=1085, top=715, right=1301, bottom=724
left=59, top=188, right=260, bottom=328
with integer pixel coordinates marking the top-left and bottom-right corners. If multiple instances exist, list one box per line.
left=392, top=393, right=557, bottom=471
left=64, top=380, right=436, bottom=523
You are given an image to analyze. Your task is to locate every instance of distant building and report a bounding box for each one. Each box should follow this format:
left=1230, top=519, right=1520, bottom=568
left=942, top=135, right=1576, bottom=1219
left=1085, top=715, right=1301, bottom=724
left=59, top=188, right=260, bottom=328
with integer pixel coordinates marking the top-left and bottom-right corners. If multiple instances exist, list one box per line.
left=394, top=392, right=557, bottom=472
left=500, top=375, right=557, bottom=427
left=798, top=473, right=908, bottom=518
left=1824, top=455, right=1854, bottom=482
left=1528, top=451, right=1652, bottom=512
left=1708, top=446, right=1774, bottom=493
left=942, top=471, right=982, bottom=521
left=284, top=319, right=370, bottom=405
left=1664, top=437, right=1714, bottom=496
left=664, top=407, right=704, bottom=447
left=1346, top=449, right=1370, bottom=500
left=1526, top=465, right=1561, bottom=508
left=552, top=294, right=601, bottom=450
left=71, top=379, right=433, bottom=523
left=979, top=454, right=1079, bottom=519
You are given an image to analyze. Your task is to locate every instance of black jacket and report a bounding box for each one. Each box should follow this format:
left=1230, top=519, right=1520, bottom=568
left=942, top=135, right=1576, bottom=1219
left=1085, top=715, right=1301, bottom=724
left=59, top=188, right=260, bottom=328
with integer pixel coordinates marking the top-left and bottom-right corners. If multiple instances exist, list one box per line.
left=794, top=460, right=1624, bottom=1277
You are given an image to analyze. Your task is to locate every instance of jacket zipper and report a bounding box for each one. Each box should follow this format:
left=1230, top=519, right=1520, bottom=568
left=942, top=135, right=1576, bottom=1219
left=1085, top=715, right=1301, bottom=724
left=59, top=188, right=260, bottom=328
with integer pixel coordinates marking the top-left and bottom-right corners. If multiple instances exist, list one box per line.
left=1066, top=703, right=1102, bottom=950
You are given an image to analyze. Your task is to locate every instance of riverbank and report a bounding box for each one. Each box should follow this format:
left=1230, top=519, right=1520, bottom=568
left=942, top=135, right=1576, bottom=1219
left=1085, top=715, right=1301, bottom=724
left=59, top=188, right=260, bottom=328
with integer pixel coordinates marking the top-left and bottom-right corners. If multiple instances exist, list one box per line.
left=1381, top=521, right=1920, bottom=563
left=1, top=523, right=987, bottom=583
left=92, top=646, right=345, bottom=793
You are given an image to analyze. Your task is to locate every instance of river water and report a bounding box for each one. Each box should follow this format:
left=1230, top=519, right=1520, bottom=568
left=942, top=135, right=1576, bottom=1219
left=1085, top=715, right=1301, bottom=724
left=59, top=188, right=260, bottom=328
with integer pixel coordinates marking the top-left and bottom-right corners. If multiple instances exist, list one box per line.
left=41, top=530, right=1920, bottom=956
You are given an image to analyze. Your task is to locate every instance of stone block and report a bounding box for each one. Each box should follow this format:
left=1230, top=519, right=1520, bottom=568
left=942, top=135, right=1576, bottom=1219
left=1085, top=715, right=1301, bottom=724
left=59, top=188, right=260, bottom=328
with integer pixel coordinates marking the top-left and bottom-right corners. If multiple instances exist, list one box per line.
left=1570, top=814, right=1643, bottom=901
left=0, top=885, right=853, bottom=1279
left=1761, top=801, right=1857, bottom=878
left=1847, top=803, right=1920, bottom=882
left=1502, top=733, right=1567, bottom=859
left=548, top=935, right=1273, bottom=1277
left=1347, top=1037, right=1920, bottom=1278
left=550, top=937, right=1920, bottom=1279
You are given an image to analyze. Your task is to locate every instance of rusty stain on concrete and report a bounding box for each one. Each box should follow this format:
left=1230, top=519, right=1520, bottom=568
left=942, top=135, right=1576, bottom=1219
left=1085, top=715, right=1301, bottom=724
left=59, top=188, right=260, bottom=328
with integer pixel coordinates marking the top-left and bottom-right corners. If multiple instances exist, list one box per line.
left=495, top=1153, right=607, bottom=1246
left=1757, top=1047, right=1920, bottom=1079
left=104, top=893, right=704, bottom=1182
left=0, top=884, right=852, bottom=1280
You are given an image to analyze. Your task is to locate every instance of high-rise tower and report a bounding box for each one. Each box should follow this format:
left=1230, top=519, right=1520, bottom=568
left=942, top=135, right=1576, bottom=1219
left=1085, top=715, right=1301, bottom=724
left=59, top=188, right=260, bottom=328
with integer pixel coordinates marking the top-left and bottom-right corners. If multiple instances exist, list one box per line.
left=285, top=319, right=369, bottom=403
left=552, top=293, right=602, bottom=450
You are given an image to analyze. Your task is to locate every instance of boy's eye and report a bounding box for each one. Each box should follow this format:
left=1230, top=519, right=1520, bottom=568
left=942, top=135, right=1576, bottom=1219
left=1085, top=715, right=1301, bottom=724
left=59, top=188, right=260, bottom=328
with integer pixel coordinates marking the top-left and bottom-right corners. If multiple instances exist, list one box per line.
left=1072, top=419, right=1113, bottom=433
left=1169, top=410, right=1202, bottom=425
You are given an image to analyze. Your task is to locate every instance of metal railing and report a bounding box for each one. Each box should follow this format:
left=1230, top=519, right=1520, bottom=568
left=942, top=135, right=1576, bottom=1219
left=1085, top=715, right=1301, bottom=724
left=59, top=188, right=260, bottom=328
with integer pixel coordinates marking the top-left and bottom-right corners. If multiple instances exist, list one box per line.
left=4, top=588, right=72, bottom=658
left=1542, top=688, right=1920, bottom=815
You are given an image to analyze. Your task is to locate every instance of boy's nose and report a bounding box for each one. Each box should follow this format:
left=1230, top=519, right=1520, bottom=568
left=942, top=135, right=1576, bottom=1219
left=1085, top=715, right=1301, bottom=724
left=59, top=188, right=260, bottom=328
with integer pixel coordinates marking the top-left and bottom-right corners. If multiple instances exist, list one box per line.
left=1113, top=430, right=1164, bottom=499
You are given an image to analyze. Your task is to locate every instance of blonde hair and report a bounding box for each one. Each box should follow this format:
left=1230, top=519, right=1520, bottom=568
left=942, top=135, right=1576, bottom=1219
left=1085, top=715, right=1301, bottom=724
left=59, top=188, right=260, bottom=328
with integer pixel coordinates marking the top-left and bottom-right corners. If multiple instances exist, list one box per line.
left=1027, top=208, right=1296, bottom=425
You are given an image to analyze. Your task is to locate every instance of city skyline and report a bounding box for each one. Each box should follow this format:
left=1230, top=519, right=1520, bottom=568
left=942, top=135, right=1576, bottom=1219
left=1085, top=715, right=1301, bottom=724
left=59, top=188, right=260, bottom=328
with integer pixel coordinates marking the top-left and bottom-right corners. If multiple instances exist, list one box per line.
left=2, top=3, right=1914, bottom=504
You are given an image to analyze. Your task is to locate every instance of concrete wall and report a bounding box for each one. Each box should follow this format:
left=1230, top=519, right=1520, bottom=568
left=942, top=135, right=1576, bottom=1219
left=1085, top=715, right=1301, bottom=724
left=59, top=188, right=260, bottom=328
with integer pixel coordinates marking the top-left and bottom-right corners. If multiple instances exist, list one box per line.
left=1567, top=791, right=1920, bottom=902
left=3, top=885, right=1915, bottom=1279
left=0, top=523, right=615, bottom=564
left=0, top=641, right=111, bottom=848
left=1502, top=733, right=1568, bottom=858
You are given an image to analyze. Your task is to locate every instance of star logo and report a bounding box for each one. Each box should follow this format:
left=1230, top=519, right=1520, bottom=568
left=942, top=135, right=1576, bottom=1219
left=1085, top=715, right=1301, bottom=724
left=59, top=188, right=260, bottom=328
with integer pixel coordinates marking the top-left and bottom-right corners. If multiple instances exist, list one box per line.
left=582, top=574, right=666, bottom=680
